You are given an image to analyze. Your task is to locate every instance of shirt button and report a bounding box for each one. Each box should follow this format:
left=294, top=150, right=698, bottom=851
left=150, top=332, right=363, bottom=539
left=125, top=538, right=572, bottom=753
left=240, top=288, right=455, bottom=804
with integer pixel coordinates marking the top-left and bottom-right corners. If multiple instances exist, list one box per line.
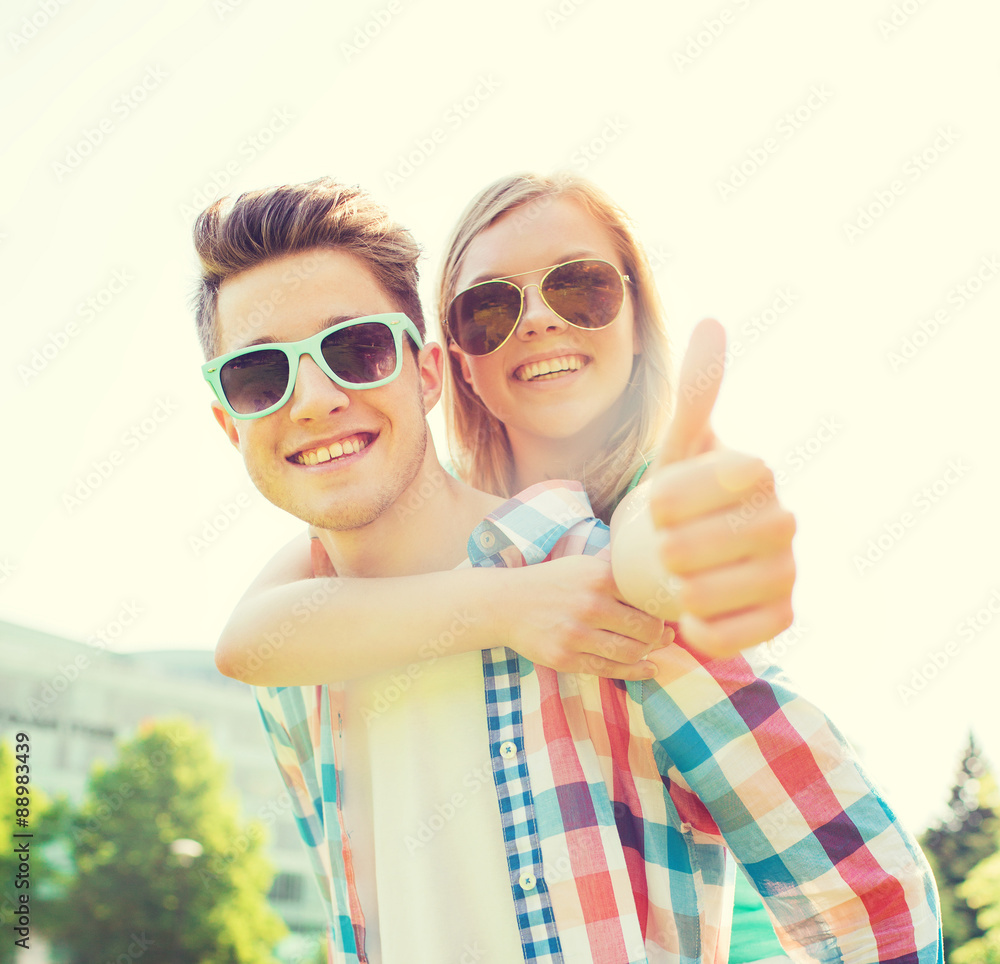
left=499, top=741, right=518, bottom=761
left=478, top=530, right=496, bottom=549
left=518, top=872, right=537, bottom=892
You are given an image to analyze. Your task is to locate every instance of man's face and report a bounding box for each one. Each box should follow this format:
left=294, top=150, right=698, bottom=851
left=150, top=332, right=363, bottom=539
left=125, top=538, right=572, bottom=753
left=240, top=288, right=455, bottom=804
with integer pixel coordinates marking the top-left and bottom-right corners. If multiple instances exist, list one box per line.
left=211, top=247, right=440, bottom=531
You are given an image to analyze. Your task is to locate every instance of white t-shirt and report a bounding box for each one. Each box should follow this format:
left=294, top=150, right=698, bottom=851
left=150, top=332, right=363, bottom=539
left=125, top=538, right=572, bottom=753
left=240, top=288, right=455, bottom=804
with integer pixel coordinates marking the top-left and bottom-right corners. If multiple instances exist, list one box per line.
left=341, top=586, right=524, bottom=963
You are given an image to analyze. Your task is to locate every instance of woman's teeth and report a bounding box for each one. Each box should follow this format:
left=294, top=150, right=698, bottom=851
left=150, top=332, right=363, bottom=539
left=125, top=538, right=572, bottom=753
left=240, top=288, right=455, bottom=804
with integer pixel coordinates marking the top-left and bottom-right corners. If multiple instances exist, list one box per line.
left=515, top=355, right=585, bottom=381
left=296, top=437, right=366, bottom=465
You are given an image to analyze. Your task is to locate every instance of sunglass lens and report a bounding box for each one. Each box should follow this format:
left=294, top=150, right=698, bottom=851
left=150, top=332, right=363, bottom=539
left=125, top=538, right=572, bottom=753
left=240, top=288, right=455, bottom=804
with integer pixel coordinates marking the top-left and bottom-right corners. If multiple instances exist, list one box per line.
left=543, top=260, right=623, bottom=328
left=220, top=350, right=290, bottom=415
left=322, top=322, right=397, bottom=384
left=449, top=282, right=522, bottom=355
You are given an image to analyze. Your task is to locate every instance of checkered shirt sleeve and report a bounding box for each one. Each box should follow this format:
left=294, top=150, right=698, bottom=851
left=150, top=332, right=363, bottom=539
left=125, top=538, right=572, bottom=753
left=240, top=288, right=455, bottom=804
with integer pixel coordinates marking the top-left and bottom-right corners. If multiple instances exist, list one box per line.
left=255, top=684, right=369, bottom=962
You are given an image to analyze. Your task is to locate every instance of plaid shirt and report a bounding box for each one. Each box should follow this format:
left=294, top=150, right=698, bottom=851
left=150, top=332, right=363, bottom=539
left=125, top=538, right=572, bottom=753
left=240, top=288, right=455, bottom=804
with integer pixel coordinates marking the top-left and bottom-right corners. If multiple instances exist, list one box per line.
left=255, top=482, right=942, bottom=964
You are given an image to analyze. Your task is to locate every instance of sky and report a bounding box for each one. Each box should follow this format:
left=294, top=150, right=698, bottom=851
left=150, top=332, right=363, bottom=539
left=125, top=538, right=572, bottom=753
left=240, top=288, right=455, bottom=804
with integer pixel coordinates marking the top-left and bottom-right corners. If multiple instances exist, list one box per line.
left=2, top=0, right=998, bottom=834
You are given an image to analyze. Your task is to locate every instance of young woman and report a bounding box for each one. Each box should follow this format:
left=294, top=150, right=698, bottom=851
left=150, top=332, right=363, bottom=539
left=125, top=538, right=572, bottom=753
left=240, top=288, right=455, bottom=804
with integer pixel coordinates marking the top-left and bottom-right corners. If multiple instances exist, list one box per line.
left=214, top=173, right=796, bottom=687
left=438, top=173, right=794, bottom=651
left=434, top=173, right=795, bottom=964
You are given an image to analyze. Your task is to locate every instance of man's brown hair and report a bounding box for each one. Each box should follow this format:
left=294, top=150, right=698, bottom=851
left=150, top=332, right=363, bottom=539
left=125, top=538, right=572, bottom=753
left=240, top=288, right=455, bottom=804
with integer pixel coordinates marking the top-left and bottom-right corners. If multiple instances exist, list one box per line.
left=192, top=176, right=425, bottom=359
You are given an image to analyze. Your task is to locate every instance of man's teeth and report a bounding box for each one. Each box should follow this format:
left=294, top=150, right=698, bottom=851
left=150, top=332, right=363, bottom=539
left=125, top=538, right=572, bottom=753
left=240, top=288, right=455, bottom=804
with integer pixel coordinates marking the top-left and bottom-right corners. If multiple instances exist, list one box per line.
left=296, top=438, right=366, bottom=465
left=516, top=355, right=585, bottom=381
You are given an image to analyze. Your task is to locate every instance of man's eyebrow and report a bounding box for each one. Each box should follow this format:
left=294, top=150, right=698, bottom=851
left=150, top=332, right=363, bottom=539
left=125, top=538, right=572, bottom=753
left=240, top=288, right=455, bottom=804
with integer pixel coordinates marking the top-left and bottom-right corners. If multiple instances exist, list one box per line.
left=232, top=315, right=359, bottom=351
left=462, top=251, right=600, bottom=288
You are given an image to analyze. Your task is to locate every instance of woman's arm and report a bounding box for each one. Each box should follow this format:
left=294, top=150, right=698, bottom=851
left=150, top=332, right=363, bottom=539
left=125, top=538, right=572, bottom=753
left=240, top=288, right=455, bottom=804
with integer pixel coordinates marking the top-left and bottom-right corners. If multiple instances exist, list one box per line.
left=215, top=532, right=667, bottom=686
left=633, top=640, right=941, bottom=962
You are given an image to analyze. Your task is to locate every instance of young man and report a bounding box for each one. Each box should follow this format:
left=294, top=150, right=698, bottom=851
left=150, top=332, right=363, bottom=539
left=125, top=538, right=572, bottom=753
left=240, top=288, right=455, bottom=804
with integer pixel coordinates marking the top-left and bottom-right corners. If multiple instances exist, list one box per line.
left=193, top=178, right=941, bottom=963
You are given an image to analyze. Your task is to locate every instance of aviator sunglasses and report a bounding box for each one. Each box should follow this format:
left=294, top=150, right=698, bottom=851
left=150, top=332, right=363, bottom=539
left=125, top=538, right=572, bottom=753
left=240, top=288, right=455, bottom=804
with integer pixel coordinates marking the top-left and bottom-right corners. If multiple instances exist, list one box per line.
left=446, top=258, right=630, bottom=356
left=202, top=313, right=424, bottom=420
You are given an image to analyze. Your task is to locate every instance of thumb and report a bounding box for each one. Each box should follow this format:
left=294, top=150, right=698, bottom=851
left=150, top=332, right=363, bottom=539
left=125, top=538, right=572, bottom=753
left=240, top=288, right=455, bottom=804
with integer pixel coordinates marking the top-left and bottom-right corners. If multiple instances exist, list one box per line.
left=655, top=318, right=726, bottom=466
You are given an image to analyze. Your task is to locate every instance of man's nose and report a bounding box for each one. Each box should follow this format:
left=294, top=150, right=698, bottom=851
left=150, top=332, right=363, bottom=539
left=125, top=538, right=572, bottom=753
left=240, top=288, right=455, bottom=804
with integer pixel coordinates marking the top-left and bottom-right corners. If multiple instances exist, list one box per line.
left=286, top=354, right=351, bottom=421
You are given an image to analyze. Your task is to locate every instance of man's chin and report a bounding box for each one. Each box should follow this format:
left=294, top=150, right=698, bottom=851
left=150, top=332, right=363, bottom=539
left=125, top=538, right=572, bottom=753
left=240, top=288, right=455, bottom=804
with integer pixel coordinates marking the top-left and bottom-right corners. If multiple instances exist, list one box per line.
left=244, top=468, right=377, bottom=530
left=280, top=487, right=395, bottom=533
left=302, top=504, right=386, bottom=532
left=247, top=432, right=426, bottom=533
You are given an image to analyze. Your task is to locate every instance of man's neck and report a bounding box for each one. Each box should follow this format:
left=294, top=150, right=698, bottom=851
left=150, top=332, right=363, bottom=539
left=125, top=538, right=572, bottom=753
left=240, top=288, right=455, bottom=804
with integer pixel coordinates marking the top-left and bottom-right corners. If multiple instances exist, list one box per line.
left=315, top=449, right=502, bottom=578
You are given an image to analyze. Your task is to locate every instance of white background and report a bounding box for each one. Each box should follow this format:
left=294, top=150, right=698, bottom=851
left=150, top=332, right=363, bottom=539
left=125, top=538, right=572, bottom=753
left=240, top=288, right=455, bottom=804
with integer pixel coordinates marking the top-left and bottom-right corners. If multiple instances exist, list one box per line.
left=2, top=0, right=998, bottom=834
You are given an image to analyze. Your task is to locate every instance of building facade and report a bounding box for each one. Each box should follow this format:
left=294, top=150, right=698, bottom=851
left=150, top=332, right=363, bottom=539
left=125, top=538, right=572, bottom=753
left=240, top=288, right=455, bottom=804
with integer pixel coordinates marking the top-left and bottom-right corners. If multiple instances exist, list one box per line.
left=0, top=619, right=327, bottom=951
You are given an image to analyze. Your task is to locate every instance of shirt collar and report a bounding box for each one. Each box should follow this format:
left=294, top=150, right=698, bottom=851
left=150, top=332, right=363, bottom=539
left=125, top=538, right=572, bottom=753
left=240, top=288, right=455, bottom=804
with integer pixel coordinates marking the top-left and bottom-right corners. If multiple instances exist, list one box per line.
left=467, top=481, right=596, bottom=567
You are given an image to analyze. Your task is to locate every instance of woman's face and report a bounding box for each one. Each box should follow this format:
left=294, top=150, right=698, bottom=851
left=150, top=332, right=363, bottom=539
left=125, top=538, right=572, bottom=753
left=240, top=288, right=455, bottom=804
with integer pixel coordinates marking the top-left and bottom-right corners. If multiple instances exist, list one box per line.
left=450, top=196, right=640, bottom=448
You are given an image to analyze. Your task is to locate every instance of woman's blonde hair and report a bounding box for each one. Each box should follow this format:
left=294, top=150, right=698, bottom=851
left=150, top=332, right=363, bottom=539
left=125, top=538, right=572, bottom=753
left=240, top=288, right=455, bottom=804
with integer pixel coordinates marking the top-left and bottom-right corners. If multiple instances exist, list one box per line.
left=437, top=173, right=673, bottom=522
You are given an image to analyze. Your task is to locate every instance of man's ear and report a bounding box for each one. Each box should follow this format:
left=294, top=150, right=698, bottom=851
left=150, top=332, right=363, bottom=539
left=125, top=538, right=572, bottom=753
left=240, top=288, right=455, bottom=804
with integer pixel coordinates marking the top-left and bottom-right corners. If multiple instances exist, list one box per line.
left=211, top=400, right=242, bottom=452
left=417, top=341, right=445, bottom=413
left=447, top=340, right=477, bottom=393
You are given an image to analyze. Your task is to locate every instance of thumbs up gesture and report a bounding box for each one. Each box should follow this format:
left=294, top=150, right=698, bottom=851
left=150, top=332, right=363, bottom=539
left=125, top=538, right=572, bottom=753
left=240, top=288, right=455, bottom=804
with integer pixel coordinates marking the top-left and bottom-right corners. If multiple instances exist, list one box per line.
left=656, top=317, right=727, bottom=464
left=613, top=319, right=797, bottom=657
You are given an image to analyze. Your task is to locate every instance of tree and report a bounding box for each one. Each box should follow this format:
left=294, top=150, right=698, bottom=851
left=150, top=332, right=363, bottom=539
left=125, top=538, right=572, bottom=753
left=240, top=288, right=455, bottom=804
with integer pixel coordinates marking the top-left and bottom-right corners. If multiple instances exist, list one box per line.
left=954, top=841, right=1000, bottom=964
left=47, top=718, right=286, bottom=963
left=921, top=733, right=1000, bottom=959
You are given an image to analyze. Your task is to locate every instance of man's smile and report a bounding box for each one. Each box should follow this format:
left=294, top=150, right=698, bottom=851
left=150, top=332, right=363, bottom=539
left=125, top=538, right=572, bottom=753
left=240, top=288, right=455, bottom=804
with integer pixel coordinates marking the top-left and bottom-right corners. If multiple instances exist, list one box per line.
left=288, top=432, right=375, bottom=466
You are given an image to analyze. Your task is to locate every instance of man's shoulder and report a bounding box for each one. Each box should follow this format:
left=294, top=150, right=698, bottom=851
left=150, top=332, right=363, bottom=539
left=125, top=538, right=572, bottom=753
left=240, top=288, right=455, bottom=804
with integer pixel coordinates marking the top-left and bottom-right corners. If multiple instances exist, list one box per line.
left=468, top=480, right=609, bottom=568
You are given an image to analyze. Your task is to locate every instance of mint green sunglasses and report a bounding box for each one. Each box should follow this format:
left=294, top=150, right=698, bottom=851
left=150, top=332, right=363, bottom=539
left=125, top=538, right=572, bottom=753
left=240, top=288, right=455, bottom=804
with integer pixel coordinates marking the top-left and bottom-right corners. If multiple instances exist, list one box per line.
left=203, top=313, right=424, bottom=420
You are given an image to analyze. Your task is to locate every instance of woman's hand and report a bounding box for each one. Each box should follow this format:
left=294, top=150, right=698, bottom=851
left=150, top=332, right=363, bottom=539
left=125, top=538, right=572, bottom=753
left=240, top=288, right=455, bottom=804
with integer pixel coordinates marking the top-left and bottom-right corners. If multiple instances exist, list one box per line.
left=614, top=319, right=797, bottom=658
left=649, top=448, right=797, bottom=658
left=499, top=555, right=673, bottom=680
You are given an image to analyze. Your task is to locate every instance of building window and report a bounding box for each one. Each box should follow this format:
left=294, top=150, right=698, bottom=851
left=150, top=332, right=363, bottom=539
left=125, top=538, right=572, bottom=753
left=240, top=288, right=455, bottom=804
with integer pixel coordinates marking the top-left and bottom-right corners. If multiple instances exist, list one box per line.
left=269, top=872, right=304, bottom=903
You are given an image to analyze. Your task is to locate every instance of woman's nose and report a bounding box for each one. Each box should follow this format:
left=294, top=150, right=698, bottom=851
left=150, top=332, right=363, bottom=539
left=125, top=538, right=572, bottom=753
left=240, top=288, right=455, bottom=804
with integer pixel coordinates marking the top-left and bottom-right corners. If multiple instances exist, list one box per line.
left=514, top=282, right=568, bottom=340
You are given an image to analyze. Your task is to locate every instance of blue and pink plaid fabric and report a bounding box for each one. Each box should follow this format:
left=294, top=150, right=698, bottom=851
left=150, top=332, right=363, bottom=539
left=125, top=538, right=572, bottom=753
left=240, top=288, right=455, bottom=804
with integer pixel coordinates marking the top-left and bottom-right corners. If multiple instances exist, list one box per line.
left=255, top=482, right=942, bottom=963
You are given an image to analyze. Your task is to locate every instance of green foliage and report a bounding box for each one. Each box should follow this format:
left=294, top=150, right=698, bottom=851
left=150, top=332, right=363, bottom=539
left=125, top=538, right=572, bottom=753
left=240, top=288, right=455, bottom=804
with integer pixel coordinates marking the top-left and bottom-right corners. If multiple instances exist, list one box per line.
left=274, top=933, right=328, bottom=964
left=953, top=846, right=1000, bottom=964
left=47, top=718, right=286, bottom=963
left=921, top=734, right=1000, bottom=960
left=306, top=939, right=329, bottom=964
left=0, top=738, right=72, bottom=964
left=953, top=785, right=1000, bottom=964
